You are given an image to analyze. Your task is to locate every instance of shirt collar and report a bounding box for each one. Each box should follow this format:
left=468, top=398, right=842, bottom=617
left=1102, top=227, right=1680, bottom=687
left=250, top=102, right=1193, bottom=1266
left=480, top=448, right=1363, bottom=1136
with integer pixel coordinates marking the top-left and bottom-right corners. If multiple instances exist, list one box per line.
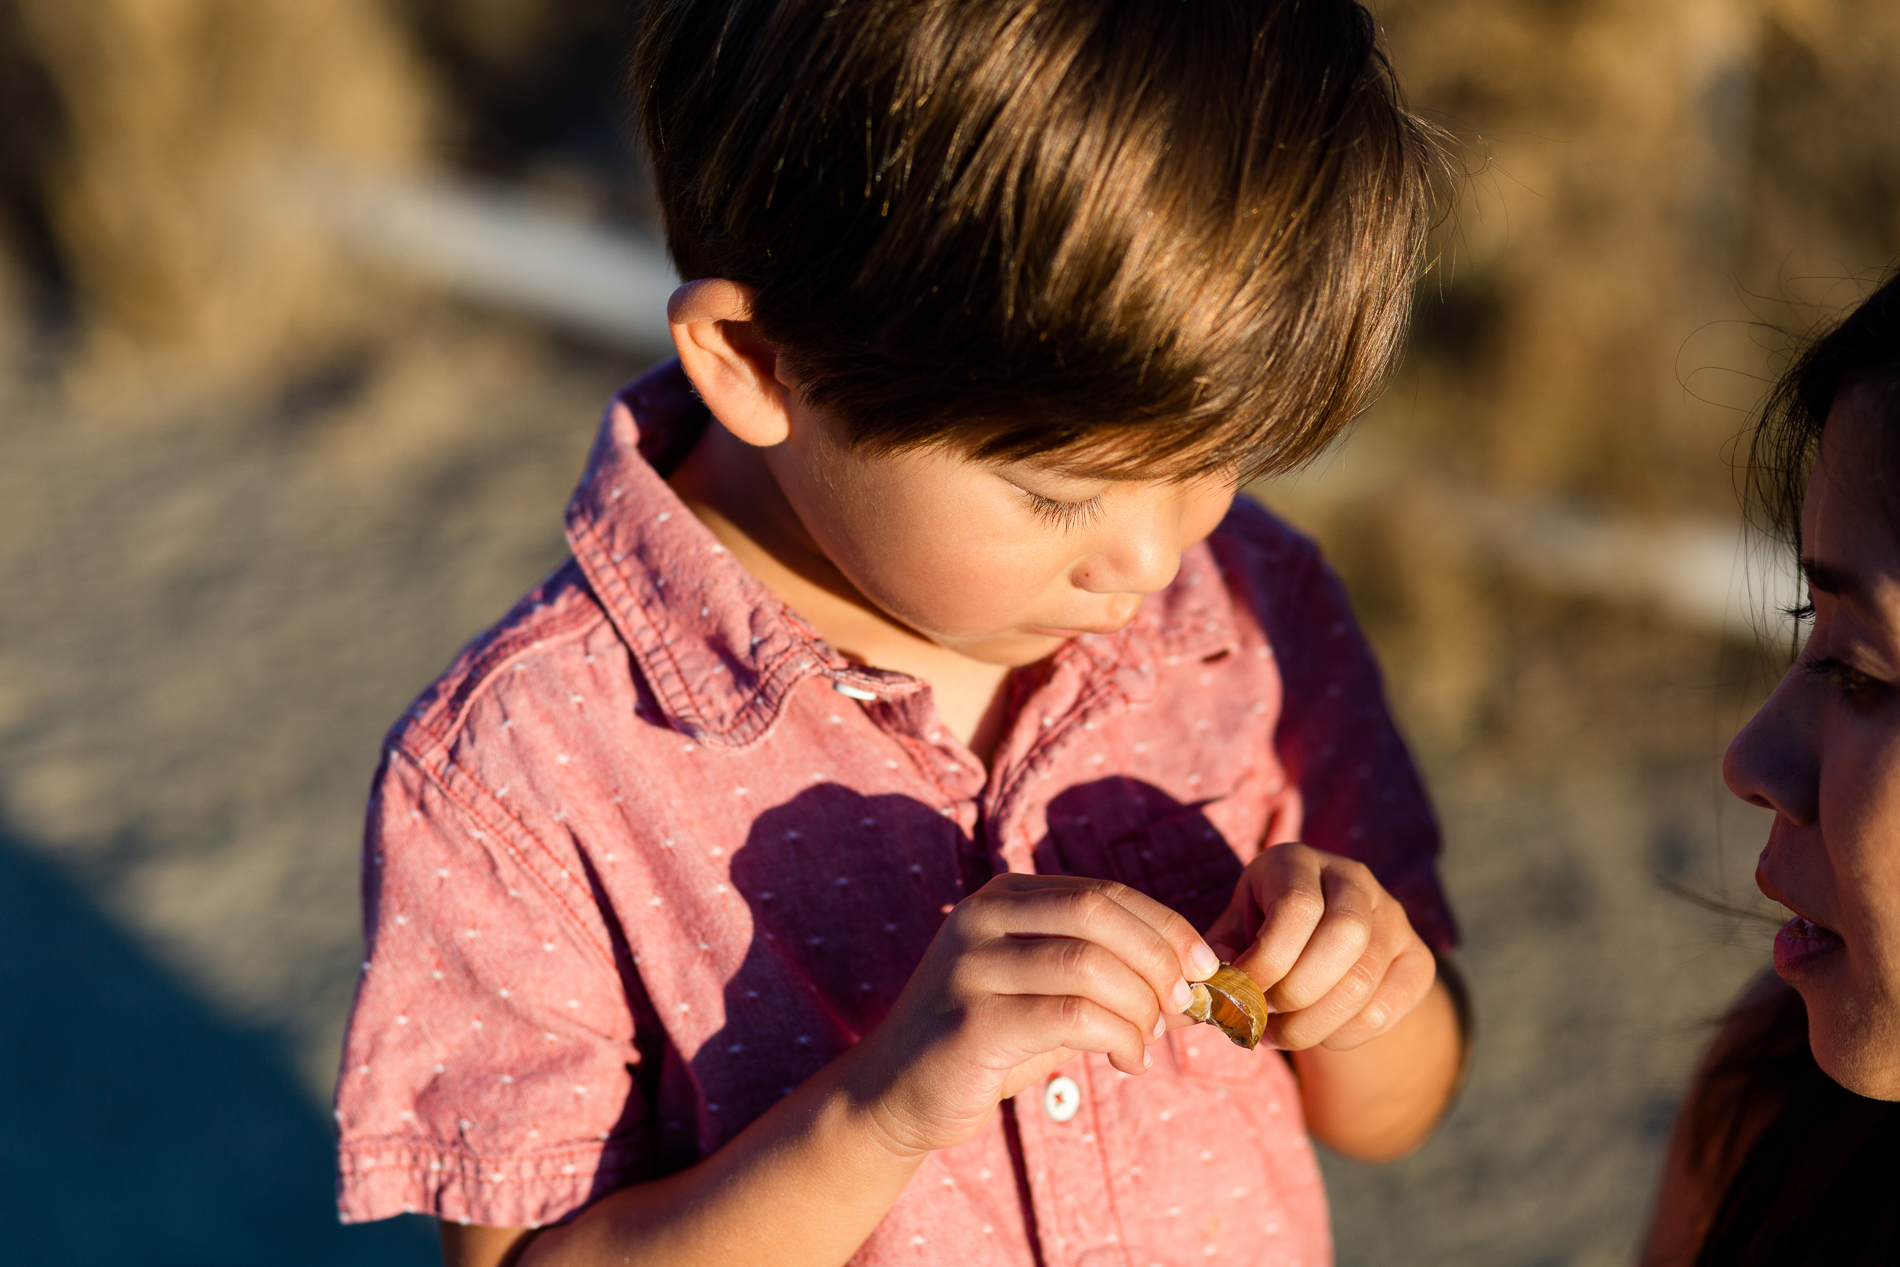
left=565, top=361, right=1239, bottom=748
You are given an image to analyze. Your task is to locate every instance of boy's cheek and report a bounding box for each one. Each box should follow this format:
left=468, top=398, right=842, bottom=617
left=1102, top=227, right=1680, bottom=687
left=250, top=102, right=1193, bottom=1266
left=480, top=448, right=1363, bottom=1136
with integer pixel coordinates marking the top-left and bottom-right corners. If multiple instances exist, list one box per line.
left=1182, top=486, right=1240, bottom=546
left=866, top=541, right=1068, bottom=638
left=864, top=554, right=1029, bottom=628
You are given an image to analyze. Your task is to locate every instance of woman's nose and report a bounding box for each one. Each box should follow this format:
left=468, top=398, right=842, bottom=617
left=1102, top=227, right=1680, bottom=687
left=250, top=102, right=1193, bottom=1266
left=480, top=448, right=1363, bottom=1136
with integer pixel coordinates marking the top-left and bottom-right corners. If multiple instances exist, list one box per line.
left=1722, top=670, right=1821, bottom=826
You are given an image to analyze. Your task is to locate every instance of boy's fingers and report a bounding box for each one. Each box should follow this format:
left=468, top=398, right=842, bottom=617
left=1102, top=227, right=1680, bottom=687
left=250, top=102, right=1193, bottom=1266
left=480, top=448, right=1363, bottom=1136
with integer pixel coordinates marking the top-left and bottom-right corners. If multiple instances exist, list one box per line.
left=1201, top=897, right=1249, bottom=969
left=1060, top=876, right=1220, bottom=982
left=1267, top=949, right=1388, bottom=1050
left=954, top=937, right=1163, bottom=1040
left=1315, top=948, right=1437, bottom=1051
left=987, top=874, right=1211, bottom=957
left=1260, top=868, right=1375, bottom=1013
left=1229, top=845, right=1329, bottom=989
left=972, top=990, right=1154, bottom=1076
left=980, top=875, right=1217, bottom=1011
left=997, top=1049, right=1079, bottom=1102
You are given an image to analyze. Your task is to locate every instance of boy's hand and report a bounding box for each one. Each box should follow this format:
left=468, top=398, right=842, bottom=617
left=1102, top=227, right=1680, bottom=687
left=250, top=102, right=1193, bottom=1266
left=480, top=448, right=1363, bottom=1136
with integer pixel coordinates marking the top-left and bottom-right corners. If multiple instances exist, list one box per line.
left=845, top=874, right=1219, bottom=1158
left=1202, top=842, right=1436, bottom=1052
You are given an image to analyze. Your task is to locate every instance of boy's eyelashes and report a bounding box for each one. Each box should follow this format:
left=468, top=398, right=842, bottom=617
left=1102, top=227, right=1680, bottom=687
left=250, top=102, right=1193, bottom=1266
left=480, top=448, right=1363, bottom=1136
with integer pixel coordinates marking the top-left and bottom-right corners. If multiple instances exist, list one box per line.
left=999, top=475, right=1108, bottom=530
left=1015, top=487, right=1105, bottom=530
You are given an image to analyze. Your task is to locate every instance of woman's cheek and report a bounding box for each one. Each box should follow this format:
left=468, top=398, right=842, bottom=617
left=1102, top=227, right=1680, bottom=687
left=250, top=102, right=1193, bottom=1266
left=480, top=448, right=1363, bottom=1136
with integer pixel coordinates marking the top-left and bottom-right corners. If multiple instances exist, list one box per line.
left=1826, top=717, right=1900, bottom=883
left=1820, top=723, right=1900, bottom=1006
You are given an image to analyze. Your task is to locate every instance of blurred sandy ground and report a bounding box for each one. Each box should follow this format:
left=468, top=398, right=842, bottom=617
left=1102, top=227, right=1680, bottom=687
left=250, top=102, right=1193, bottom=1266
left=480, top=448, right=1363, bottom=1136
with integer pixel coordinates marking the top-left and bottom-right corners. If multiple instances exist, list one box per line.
left=0, top=1, right=1896, bottom=1263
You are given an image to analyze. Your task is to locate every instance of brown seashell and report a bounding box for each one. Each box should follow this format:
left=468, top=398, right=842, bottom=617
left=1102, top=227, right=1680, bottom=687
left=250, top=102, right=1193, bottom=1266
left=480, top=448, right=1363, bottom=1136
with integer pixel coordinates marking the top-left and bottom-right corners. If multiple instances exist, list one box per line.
left=1184, top=964, right=1269, bottom=1049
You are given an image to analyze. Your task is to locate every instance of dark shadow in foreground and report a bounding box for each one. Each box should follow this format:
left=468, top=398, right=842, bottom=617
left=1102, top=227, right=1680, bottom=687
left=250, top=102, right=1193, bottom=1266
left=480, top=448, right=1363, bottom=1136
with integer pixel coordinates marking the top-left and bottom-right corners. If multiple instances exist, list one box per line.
left=0, top=828, right=435, bottom=1266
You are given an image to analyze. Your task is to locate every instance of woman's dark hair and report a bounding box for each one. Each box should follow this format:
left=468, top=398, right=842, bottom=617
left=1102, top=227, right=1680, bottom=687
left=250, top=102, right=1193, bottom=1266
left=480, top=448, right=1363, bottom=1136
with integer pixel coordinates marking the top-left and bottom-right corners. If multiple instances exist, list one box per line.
left=1748, top=268, right=1900, bottom=549
left=633, top=0, right=1443, bottom=480
left=1684, top=983, right=1900, bottom=1265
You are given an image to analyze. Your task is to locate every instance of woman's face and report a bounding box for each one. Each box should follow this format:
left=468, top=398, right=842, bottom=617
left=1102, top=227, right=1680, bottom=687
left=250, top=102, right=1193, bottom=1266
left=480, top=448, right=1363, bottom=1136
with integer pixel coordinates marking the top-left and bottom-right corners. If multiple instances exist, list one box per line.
left=1725, top=385, right=1900, bottom=1100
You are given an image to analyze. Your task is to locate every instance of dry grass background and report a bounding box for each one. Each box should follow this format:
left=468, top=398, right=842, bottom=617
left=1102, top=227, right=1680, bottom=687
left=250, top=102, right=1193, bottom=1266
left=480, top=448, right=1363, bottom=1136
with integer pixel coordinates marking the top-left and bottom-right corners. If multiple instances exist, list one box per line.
left=1, top=1, right=1897, bottom=1263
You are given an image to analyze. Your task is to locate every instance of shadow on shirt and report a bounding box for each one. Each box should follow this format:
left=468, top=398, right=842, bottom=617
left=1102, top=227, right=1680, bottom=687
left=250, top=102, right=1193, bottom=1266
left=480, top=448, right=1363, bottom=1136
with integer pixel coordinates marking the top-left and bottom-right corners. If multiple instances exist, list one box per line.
left=660, top=777, right=1243, bottom=1168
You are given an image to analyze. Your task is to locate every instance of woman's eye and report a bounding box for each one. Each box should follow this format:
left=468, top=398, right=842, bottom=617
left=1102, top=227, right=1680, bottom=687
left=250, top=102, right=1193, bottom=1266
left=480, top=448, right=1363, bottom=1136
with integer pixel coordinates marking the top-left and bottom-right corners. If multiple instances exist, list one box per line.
left=1804, top=655, right=1883, bottom=701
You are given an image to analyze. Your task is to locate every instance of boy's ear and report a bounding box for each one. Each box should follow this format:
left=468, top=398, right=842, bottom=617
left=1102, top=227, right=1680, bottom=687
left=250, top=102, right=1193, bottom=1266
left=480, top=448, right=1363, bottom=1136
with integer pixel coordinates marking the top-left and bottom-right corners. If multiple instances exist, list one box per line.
left=667, top=278, right=793, bottom=447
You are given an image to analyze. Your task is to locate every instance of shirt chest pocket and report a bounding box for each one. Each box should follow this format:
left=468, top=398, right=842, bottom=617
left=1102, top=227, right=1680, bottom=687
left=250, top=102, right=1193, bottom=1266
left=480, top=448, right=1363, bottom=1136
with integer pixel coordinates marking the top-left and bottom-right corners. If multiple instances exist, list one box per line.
left=1043, top=783, right=1263, bottom=933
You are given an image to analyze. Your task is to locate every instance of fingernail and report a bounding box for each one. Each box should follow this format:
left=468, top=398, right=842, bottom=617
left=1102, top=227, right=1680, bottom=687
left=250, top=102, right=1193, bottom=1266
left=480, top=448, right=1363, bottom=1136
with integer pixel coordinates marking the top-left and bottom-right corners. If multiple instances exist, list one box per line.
left=1171, top=978, right=1193, bottom=1010
left=1191, top=943, right=1220, bottom=978
left=1142, top=1048, right=1153, bottom=1069
left=1152, top=1014, right=1167, bottom=1039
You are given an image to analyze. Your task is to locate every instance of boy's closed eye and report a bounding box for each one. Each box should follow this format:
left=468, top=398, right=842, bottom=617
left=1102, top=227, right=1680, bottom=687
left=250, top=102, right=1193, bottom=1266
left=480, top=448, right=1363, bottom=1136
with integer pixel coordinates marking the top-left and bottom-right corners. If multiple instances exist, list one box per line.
left=999, top=464, right=1242, bottom=534
left=998, top=466, right=1113, bottom=532
left=1012, top=485, right=1106, bottom=530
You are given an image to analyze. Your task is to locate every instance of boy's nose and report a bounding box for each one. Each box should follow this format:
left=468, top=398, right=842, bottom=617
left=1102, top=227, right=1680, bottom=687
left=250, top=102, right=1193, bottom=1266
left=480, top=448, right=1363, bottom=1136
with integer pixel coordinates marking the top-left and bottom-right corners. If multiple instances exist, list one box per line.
left=1722, top=670, right=1821, bottom=826
left=1072, top=520, right=1181, bottom=597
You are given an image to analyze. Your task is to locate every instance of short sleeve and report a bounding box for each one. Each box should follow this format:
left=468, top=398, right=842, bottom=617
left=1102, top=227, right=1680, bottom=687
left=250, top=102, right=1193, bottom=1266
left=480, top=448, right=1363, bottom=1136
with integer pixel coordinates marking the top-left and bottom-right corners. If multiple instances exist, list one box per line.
left=1256, top=541, right=1460, bottom=954
left=333, top=747, right=651, bottom=1227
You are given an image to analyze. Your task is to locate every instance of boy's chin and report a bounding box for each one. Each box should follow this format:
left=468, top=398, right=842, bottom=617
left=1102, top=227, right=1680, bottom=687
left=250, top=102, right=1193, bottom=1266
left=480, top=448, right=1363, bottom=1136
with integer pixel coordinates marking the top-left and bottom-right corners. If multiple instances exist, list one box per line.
left=941, top=628, right=1075, bottom=666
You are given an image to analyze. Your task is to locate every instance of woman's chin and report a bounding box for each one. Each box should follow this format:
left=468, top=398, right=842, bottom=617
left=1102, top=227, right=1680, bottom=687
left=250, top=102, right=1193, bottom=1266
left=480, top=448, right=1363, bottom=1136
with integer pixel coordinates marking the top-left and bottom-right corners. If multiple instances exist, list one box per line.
left=1805, top=1012, right=1900, bottom=1102
left=1782, top=934, right=1900, bottom=1101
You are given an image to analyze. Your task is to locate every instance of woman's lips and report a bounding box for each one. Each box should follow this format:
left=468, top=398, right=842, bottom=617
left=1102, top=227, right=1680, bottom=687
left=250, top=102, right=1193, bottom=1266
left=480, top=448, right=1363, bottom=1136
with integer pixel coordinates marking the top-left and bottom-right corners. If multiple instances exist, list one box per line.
left=1773, top=914, right=1846, bottom=977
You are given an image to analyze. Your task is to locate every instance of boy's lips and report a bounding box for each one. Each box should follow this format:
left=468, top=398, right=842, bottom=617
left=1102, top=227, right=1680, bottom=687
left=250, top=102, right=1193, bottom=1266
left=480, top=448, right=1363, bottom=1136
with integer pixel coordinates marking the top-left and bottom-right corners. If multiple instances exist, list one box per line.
left=1773, top=913, right=1846, bottom=977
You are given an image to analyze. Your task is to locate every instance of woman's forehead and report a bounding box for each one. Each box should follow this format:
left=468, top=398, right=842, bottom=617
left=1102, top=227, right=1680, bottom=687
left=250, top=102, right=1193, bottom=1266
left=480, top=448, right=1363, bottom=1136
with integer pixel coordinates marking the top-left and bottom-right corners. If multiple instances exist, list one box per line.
left=1813, top=388, right=1898, bottom=510
left=1808, top=391, right=1900, bottom=604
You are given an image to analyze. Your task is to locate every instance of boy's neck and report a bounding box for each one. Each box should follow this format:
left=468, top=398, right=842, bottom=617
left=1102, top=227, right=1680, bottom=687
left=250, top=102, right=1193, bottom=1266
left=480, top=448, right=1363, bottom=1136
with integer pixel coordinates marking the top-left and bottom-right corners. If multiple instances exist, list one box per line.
left=665, top=423, right=1014, bottom=762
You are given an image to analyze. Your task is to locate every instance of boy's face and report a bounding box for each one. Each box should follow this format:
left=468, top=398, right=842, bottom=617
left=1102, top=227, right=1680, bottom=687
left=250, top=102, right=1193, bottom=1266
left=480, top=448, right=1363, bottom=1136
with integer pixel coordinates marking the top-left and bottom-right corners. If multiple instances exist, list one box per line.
left=762, top=394, right=1240, bottom=667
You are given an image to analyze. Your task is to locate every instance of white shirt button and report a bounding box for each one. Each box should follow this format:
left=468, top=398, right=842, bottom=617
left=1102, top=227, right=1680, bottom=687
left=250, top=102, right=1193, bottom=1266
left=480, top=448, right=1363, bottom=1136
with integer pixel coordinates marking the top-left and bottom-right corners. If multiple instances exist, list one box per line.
left=1042, top=1075, right=1081, bottom=1123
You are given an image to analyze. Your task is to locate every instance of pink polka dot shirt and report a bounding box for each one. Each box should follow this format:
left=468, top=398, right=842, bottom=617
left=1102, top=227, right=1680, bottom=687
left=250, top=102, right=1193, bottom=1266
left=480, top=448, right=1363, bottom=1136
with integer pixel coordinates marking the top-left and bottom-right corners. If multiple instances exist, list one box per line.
left=333, top=362, right=1457, bottom=1265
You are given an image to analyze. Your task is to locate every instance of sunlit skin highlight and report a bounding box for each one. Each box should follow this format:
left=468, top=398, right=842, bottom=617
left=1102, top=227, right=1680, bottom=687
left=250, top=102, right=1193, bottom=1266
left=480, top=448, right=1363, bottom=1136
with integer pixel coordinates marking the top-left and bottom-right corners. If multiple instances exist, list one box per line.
left=1725, top=385, right=1900, bottom=1101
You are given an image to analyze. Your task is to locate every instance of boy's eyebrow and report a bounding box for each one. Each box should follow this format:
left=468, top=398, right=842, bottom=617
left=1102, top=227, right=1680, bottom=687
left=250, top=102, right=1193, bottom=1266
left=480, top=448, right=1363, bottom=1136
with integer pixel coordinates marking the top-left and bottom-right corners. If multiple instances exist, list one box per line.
left=1801, top=556, right=1869, bottom=604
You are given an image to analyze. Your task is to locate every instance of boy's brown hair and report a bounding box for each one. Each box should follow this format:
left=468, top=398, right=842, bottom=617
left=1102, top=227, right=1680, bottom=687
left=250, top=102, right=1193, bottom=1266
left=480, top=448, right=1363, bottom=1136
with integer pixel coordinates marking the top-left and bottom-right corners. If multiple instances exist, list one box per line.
left=634, top=0, right=1440, bottom=480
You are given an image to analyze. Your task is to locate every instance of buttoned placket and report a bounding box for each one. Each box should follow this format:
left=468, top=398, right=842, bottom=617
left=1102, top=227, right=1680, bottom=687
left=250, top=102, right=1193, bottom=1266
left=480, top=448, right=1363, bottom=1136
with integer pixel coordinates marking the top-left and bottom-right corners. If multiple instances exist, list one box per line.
left=983, top=643, right=1157, bottom=1267
left=819, top=638, right=1155, bottom=1266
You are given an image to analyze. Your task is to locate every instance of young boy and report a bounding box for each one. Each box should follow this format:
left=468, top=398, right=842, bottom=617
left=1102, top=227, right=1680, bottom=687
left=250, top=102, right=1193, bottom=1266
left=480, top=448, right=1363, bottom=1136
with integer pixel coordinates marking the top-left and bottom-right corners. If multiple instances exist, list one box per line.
left=335, top=2, right=1466, bottom=1264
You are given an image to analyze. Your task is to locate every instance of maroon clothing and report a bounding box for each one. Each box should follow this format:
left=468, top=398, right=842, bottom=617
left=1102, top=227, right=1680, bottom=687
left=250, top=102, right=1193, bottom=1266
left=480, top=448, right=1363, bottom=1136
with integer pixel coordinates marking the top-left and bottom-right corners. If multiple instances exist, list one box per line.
left=334, top=362, right=1456, bottom=1266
